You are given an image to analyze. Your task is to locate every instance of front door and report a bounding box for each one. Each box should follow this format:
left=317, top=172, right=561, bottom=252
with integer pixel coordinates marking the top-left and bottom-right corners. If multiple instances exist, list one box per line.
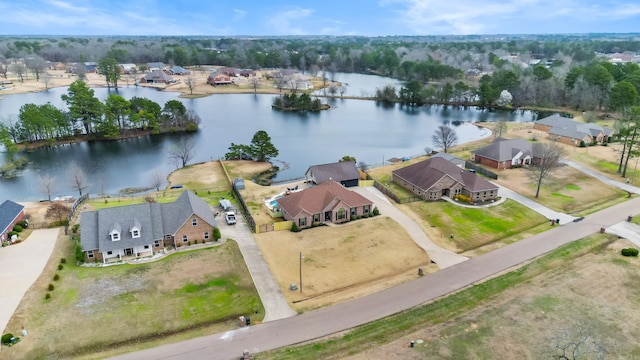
left=125, top=248, right=133, bottom=256
left=324, top=211, right=332, bottom=222
left=442, top=189, right=450, bottom=197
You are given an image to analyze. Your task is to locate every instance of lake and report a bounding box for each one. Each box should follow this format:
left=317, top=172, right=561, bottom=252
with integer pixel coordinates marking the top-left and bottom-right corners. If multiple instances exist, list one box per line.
left=0, top=73, right=535, bottom=201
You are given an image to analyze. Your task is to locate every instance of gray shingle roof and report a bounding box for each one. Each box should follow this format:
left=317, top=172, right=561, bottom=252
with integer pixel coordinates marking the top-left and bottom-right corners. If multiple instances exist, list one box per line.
left=80, top=190, right=214, bottom=253
left=431, top=152, right=466, bottom=167
left=0, top=200, right=24, bottom=235
left=306, top=161, right=360, bottom=185
left=536, top=114, right=613, bottom=139
left=472, top=138, right=537, bottom=162
left=393, top=157, right=498, bottom=193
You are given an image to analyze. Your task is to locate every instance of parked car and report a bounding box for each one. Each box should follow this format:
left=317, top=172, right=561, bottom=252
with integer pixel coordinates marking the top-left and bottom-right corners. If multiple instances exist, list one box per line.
left=225, top=212, right=237, bottom=225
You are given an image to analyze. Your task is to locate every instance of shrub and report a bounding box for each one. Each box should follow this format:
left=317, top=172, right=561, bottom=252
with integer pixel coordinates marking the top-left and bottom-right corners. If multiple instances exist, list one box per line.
left=71, top=224, right=80, bottom=234
left=17, top=220, right=28, bottom=228
left=12, top=224, right=23, bottom=233
left=2, top=333, right=14, bottom=344
left=53, top=274, right=60, bottom=281
left=194, top=239, right=198, bottom=244
left=213, top=227, right=221, bottom=240
left=48, top=283, right=55, bottom=291
left=621, top=248, right=639, bottom=257
left=45, top=293, right=51, bottom=300
left=185, top=122, right=199, bottom=132
left=60, top=258, right=66, bottom=264
left=58, top=264, right=64, bottom=270
left=373, top=207, right=380, bottom=216
left=579, top=140, right=586, bottom=147
left=8, top=231, right=18, bottom=238
left=74, top=243, right=84, bottom=263
left=291, top=222, right=301, bottom=232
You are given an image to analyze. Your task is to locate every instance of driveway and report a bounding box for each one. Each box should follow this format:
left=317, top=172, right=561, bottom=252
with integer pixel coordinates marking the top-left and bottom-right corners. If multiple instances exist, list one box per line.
left=216, top=213, right=296, bottom=322
left=353, top=187, right=468, bottom=268
left=0, top=228, right=59, bottom=335
left=494, top=183, right=576, bottom=224
left=562, top=160, right=640, bottom=195
left=605, top=221, right=640, bottom=247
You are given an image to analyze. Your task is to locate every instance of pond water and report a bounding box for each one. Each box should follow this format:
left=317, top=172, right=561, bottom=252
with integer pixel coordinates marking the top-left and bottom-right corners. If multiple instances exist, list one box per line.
left=0, top=73, right=535, bottom=201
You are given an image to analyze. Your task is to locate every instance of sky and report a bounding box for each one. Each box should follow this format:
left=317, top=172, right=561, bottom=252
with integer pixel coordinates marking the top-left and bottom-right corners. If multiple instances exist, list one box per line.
left=1, top=0, right=640, bottom=36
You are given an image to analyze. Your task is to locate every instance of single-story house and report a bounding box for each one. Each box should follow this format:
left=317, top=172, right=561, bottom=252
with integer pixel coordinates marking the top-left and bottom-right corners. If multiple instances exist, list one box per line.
left=0, top=200, right=25, bottom=241
left=85, top=64, right=97, bottom=73
left=533, top=114, right=614, bottom=146
left=277, top=180, right=374, bottom=229
left=140, top=70, right=174, bottom=84
left=147, top=62, right=166, bottom=71
left=169, top=66, right=189, bottom=75
left=431, top=152, right=466, bottom=168
left=120, top=63, right=137, bottom=74
left=239, top=69, right=256, bottom=77
left=305, top=161, right=360, bottom=187
left=392, top=157, right=499, bottom=202
left=80, top=190, right=216, bottom=263
left=471, top=138, right=541, bottom=170
left=207, top=71, right=232, bottom=85
left=53, top=62, right=66, bottom=71
left=218, top=67, right=238, bottom=77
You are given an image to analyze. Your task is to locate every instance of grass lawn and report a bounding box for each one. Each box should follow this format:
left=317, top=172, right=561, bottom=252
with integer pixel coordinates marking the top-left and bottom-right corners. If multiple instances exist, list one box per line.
left=402, top=199, right=548, bottom=252
left=258, top=233, right=640, bottom=360
left=5, top=236, right=262, bottom=360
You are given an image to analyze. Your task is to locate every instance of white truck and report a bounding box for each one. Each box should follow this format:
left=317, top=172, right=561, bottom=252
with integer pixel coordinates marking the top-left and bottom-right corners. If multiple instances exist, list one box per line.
left=225, top=211, right=237, bottom=225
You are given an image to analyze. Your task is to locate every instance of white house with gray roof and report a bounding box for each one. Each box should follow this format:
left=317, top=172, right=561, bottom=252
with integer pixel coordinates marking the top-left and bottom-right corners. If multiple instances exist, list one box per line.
left=534, top=114, right=614, bottom=146
left=80, top=190, right=216, bottom=263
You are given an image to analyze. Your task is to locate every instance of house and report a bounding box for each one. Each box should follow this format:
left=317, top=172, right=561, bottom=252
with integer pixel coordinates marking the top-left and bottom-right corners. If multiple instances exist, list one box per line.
left=277, top=180, right=374, bottom=229
left=53, top=62, right=66, bottom=71
left=471, top=138, right=541, bottom=170
left=140, top=70, right=174, bottom=84
left=0, top=200, right=25, bottom=242
left=169, top=66, right=189, bottom=75
left=80, top=190, right=216, bottom=263
left=392, top=157, right=499, bottom=202
left=147, top=62, right=166, bottom=71
left=207, top=71, right=232, bottom=86
left=431, top=152, right=466, bottom=168
left=239, top=69, right=256, bottom=77
left=305, top=161, right=360, bottom=187
left=85, top=64, right=97, bottom=73
left=120, top=63, right=137, bottom=74
left=218, top=67, right=238, bottom=77
left=533, top=114, right=614, bottom=146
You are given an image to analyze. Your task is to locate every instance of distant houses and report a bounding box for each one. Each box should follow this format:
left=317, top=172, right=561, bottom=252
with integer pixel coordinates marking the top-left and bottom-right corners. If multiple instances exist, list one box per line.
left=472, top=138, right=542, bottom=170
left=533, top=114, right=614, bottom=146
left=305, top=161, right=360, bottom=187
left=140, top=70, right=175, bottom=84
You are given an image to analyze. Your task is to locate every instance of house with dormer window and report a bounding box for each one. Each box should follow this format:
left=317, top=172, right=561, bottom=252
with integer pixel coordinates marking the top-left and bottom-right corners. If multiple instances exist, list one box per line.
left=80, top=190, right=216, bottom=263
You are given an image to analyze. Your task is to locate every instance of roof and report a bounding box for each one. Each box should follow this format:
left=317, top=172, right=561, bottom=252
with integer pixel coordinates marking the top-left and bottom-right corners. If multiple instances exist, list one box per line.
left=393, top=157, right=498, bottom=193
left=306, top=161, right=360, bottom=184
left=143, top=70, right=173, bottom=82
left=277, top=180, right=372, bottom=218
left=80, top=190, right=214, bottom=252
left=536, top=114, right=614, bottom=139
left=472, top=138, right=539, bottom=162
left=148, top=62, right=165, bottom=69
left=0, top=200, right=24, bottom=234
left=169, top=66, right=189, bottom=74
left=431, top=152, right=466, bottom=167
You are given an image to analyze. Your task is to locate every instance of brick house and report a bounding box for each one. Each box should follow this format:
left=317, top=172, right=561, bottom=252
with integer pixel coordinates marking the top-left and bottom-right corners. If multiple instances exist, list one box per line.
left=80, top=190, right=216, bottom=263
left=471, top=138, right=541, bottom=170
left=0, top=200, right=25, bottom=242
left=533, top=114, right=614, bottom=146
left=277, top=180, right=374, bottom=229
left=207, top=70, right=233, bottom=85
left=305, top=161, right=361, bottom=187
left=140, top=70, right=175, bottom=84
left=392, top=157, right=499, bottom=202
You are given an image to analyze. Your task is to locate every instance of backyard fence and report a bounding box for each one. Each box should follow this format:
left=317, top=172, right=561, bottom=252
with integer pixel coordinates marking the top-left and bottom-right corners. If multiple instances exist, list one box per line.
left=464, top=161, right=499, bottom=180
left=372, top=180, right=422, bottom=204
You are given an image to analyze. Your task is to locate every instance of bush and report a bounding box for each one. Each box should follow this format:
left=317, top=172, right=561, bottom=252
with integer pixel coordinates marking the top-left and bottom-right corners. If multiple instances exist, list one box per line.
left=71, top=224, right=80, bottom=234
left=45, top=293, right=51, bottom=300
left=48, top=283, right=55, bottom=291
left=2, top=333, right=14, bottom=344
left=17, top=220, right=28, bottom=228
left=373, top=207, right=380, bottom=216
left=53, top=274, right=60, bottom=281
left=58, top=264, right=64, bottom=270
left=621, top=248, right=639, bottom=257
left=74, top=243, right=84, bottom=263
left=579, top=140, right=586, bottom=147
left=12, top=225, right=23, bottom=232
left=291, top=222, right=301, bottom=232
left=60, top=258, right=66, bottom=264
left=185, top=122, right=199, bottom=132
left=213, top=227, right=221, bottom=240
left=8, top=231, right=18, bottom=238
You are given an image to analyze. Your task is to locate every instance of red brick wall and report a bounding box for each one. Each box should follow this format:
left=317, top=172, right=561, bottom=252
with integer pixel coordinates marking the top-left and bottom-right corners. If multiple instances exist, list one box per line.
left=174, top=214, right=215, bottom=247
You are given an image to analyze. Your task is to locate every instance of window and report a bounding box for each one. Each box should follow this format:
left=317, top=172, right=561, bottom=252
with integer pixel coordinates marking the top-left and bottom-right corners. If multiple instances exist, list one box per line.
left=192, top=218, right=198, bottom=226
left=131, top=229, right=140, bottom=238
left=350, top=208, right=356, bottom=216
left=154, top=240, right=160, bottom=248
left=165, top=234, right=172, bottom=240
left=87, top=251, right=94, bottom=258
left=144, top=245, right=150, bottom=249
left=182, top=235, right=188, bottom=243
left=107, top=251, right=113, bottom=255
left=111, top=232, right=120, bottom=241
left=313, top=214, right=320, bottom=223
left=364, top=205, right=370, bottom=214
left=299, top=217, right=306, bottom=227
left=204, top=232, right=210, bottom=240
left=337, top=208, right=346, bottom=220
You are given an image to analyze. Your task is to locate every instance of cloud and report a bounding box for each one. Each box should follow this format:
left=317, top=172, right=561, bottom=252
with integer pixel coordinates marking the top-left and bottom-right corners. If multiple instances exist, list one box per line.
left=266, top=7, right=314, bottom=35
left=48, top=0, right=89, bottom=13
left=233, top=8, right=247, bottom=19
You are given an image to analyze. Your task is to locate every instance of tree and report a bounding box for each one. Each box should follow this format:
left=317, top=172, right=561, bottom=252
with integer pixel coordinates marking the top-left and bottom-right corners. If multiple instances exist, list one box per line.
left=620, top=107, right=640, bottom=178
left=184, top=74, right=196, bottom=95
left=249, top=130, right=279, bottom=162
left=62, top=80, right=103, bottom=135
left=495, top=90, right=513, bottom=107
left=168, top=136, right=195, bottom=169
left=69, top=162, right=88, bottom=196
left=609, top=81, right=639, bottom=112
left=25, top=56, right=48, bottom=81
left=339, top=155, right=356, bottom=163
left=494, top=119, right=508, bottom=139
left=530, top=143, right=565, bottom=198
left=10, top=63, right=27, bottom=82
left=98, top=57, right=121, bottom=89
left=151, top=171, right=164, bottom=191
left=45, top=202, right=70, bottom=225
left=225, top=142, right=252, bottom=160
left=38, top=174, right=58, bottom=202
left=250, top=77, right=259, bottom=93
left=432, top=125, right=458, bottom=153
left=399, top=80, right=425, bottom=105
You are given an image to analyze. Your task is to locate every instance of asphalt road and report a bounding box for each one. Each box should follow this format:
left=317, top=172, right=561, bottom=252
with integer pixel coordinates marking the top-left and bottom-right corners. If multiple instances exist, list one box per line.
left=113, top=195, right=640, bottom=360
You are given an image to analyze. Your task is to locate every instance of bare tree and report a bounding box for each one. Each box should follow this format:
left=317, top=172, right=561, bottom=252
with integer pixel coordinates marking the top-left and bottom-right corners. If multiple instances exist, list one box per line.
left=328, top=84, right=339, bottom=96
left=168, top=136, right=195, bottom=169
left=69, top=162, right=89, bottom=196
left=45, top=202, right=70, bottom=225
left=184, top=74, right=196, bottom=95
left=273, top=78, right=287, bottom=93
left=10, top=63, right=27, bottom=82
left=25, top=56, right=48, bottom=81
left=250, top=77, right=259, bottom=93
left=38, top=174, right=58, bottom=202
left=530, top=142, right=565, bottom=198
left=42, top=73, right=51, bottom=90
left=339, top=85, right=347, bottom=97
left=0, top=62, right=8, bottom=78
left=432, top=125, right=458, bottom=153
left=494, top=119, right=508, bottom=139
left=151, top=171, right=164, bottom=191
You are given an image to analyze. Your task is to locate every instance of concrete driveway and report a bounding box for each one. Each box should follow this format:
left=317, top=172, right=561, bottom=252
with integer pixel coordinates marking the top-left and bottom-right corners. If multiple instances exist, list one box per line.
left=0, top=228, right=59, bottom=335
left=494, top=183, right=576, bottom=224
left=562, top=160, right=640, bottom=195
left=605, top=221, right=640, bottom=247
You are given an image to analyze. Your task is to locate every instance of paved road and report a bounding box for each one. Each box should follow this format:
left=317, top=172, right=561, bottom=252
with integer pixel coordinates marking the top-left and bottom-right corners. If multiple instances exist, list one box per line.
left=353, top=186, right=468, bottom=268
left=562, top=159, right=640, bottom=195
left=494, top=183, right=576, bottom=224
left=0, top=228, right=59, bottom=335
left=113, top=196, right=640, bottom=360
left=217, top=213, right=296, bottom=322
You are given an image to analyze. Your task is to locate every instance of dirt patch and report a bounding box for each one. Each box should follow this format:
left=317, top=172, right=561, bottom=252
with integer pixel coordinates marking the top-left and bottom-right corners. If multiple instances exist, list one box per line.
left=255, top=216, right=434, bottom=311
